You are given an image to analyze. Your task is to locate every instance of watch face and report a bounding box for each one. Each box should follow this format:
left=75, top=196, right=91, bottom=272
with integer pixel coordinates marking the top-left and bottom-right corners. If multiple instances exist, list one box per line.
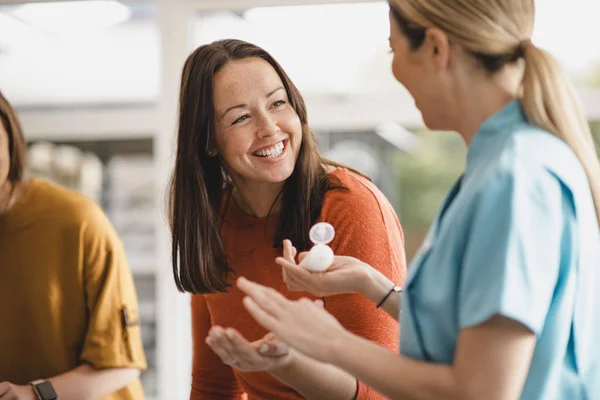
left=36, top=382, right=58, bottom=400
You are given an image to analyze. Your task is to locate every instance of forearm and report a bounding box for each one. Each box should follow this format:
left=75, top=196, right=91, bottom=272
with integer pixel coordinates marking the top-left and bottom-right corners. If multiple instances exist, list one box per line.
left=48, top=364, right=140, bottom=400
left=330, top=332, right=461, bottom=400
left=270, top=351, right=357, bottom=400
left=361, top=268, right=402, bottom=319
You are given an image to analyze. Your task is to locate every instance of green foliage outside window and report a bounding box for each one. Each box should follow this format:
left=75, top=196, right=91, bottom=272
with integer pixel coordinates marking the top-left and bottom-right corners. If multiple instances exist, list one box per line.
left=396, top=123, right=600, bottom=261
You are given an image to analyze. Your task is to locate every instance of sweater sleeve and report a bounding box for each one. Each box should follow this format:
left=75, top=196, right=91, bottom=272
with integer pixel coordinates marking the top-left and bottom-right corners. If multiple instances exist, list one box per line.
left=190, top=294, right=246, bottom=400
left=322, top=174, right=407, bottom=399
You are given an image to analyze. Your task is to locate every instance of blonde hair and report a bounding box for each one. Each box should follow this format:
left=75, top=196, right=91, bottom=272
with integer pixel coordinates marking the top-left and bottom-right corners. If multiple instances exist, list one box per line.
left=389, top=0, right=600, bottom=226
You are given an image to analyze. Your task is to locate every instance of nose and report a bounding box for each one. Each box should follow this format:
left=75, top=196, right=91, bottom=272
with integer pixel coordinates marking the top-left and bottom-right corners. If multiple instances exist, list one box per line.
left=255, top=113, right=280, bottom=139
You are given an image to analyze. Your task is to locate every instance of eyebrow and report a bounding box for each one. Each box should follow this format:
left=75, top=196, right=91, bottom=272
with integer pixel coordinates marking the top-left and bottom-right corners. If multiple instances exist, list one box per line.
left=219, top=86, right=286, bottom=120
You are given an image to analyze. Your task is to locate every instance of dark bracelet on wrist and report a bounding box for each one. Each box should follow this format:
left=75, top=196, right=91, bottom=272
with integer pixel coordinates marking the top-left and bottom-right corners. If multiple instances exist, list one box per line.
left=376, top=285, right=402, bottom=308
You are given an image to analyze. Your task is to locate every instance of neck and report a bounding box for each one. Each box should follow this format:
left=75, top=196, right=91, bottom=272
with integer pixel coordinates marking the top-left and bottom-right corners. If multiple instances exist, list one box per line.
left=451, top=64, right=523, bottom=145
left=232, top=180, right=285, bottom=218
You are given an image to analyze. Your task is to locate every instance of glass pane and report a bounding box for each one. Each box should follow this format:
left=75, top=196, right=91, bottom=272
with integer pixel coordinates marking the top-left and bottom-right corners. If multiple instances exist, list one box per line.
left=193, top=0, right=600, bottom=94
left=193, top=2, right=398, bottom=95
left=0, top=1, right=159, bottom=107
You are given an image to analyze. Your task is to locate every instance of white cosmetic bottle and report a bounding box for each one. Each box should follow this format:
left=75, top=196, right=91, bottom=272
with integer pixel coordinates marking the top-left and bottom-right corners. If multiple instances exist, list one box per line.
left=299, top=222, right=335, bottom=272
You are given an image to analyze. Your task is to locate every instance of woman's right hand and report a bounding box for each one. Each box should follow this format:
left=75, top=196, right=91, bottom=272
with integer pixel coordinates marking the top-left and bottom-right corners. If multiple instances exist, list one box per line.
left=276, top=239, right=379, bottom=297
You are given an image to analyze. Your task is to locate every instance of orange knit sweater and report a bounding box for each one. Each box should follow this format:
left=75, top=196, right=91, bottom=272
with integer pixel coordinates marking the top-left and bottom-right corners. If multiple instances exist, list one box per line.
left=191, top=169, right=406, bottom=399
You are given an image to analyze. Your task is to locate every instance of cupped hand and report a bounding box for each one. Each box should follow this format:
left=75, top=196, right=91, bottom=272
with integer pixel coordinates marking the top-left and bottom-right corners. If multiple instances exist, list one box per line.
left=237, top=277, right=349, bottom=364
left=277, top=239, right=373, bottom=297
left=206, top=327, right=292, bottom=372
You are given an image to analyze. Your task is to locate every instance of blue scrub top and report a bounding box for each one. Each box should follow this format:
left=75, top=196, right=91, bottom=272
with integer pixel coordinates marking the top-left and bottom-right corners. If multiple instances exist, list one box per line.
left=400, top=100, right=600, bottom=399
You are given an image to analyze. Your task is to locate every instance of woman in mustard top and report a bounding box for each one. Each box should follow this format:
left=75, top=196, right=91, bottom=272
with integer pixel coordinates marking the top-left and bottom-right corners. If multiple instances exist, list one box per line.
left=0, top=91, right=147, bottom=400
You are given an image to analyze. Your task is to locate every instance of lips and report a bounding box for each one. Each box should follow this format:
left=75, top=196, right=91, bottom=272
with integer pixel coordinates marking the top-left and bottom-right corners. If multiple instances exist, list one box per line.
left=252, top=140, right=286, bottom=158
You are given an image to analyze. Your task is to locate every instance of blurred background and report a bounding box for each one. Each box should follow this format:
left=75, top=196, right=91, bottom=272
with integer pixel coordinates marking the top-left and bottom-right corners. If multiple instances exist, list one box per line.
left=1, top=0, right=599, bottom=398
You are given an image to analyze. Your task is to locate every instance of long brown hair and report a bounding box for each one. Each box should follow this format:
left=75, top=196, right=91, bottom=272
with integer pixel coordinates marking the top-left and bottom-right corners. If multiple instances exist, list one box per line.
left=0, top=91, right=26, bottom=183
left=169, top=39, right=346, bottom=294
left=389, top=0, right=600, bottom=227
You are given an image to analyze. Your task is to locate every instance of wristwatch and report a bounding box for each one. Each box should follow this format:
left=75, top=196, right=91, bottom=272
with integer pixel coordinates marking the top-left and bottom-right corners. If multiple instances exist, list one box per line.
left=29, top=380, right=58, bottom=400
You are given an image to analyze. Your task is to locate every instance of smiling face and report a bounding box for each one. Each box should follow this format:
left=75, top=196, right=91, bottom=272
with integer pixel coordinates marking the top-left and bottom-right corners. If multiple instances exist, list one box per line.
left=388, top=11, right=456, bottom=131
left=212, top=57, right=302, bottom=189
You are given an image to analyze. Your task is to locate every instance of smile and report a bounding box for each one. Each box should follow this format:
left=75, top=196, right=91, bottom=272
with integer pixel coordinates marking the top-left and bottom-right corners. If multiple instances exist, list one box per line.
left=252, top=140, right=286, bottom=158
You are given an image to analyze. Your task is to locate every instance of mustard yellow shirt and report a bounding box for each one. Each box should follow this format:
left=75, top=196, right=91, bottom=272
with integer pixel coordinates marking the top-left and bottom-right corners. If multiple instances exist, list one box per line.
left=0, top=179, right=147, bottom=399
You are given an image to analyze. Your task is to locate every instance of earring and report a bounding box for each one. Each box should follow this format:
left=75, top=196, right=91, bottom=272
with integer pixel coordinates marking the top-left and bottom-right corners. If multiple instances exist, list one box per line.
left=207, top=148, right=217, bottom=157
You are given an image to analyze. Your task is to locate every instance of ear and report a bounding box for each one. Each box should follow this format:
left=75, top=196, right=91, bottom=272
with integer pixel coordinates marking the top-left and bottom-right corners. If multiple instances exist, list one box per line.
left=424, top=28, right=451, bottom=71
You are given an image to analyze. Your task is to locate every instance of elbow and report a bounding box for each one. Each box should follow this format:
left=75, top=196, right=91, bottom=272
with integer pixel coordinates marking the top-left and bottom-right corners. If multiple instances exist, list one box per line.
left=121, top=367, right=142, bottom=384
left=102, top=367, right=141, bottom=398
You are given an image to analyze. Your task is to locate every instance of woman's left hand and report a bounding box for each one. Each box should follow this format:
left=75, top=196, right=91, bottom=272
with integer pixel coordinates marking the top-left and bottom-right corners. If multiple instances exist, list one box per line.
left=205, top=327, right=293, bottom=372
left=236, top=277, right=349, bottom=364
left=0, top=382, right=36, bottom=400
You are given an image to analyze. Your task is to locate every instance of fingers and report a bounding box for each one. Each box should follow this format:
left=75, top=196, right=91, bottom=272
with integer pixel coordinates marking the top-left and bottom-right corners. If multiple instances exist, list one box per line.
left=277, top=257, right=310, bottom=291
left=256, top=334, right=288, bottom=357
left=277, top=257, right=321, bottom=290
left=224, top=328, right=263, bottom=363
left=237, top=277, right=287, bottom=315
left=282, top=239, right=297, bottom=264
left=206, top=326, right=237, bottom=365
left=242, top=296, right=280, bottom=334
left=207, top=326, right=289, bottom=371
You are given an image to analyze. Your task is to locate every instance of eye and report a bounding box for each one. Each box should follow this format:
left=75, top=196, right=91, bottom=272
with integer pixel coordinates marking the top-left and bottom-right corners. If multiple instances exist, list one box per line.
left=271, top=100, right=286, bottom=108
left=232, top=115, right=249, bottom=125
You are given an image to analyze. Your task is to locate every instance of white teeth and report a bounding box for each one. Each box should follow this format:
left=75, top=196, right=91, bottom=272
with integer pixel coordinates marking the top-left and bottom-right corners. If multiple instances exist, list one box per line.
left=253, top=141, right=284, bottom=158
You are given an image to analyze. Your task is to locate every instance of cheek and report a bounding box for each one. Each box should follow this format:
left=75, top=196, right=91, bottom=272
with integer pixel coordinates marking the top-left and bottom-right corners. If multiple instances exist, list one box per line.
left=291, top=118, right=303, bottom=146
left=215, top=128, right=250, bottom=159
left=0, top=159, right=9, bottom=184
left=391, top=54, right=411, bottom=84
left=391, top=57, right=428, bottom=103
left=278, top=112, right=302, bottom=144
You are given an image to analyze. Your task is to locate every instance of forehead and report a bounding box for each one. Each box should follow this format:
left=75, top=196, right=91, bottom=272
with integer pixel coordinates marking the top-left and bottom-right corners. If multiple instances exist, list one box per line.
left=213, top=57, right=284, bottom=105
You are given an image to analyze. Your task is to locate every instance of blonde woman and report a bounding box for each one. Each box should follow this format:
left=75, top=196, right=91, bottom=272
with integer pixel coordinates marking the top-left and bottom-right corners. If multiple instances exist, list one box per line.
left=235, top=1, right=600, bottom=399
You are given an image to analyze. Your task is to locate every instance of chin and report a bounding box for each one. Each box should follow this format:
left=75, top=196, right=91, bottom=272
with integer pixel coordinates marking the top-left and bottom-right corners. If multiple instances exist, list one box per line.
left=263, top=166, right=295, bottom=184
left=420, top=110, right=444, bottom=131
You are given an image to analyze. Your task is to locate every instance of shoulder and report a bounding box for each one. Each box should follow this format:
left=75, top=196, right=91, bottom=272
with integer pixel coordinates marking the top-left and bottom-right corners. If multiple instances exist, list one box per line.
left=497, top=124, right=588, bottom=195
left=324, top=168, right=394, bottom=216
left=322, top=168, right=404, bottom=243
left=322, top=169, right=406, bottom=281
left=466, top=146, right=570, bottom=231
left=28, top=179, right=119, bottom=241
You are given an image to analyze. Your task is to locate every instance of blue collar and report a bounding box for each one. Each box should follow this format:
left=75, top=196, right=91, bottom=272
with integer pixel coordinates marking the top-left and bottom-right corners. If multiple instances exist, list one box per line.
left=466, top=99, right=527, bottom=170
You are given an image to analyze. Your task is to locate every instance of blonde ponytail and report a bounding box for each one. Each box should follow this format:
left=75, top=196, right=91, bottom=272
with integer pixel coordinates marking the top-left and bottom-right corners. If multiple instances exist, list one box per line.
left=389, top=0, right=600, bottom=227
left=521, top=44, right=600, bottom=226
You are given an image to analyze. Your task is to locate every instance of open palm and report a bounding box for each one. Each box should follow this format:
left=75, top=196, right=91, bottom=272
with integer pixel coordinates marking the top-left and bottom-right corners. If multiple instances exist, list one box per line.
left=237, top=277, right=348, bottom=364
left=206, top=327, right=292, bottom=372
left=277, top=239, right=372, bottom=297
